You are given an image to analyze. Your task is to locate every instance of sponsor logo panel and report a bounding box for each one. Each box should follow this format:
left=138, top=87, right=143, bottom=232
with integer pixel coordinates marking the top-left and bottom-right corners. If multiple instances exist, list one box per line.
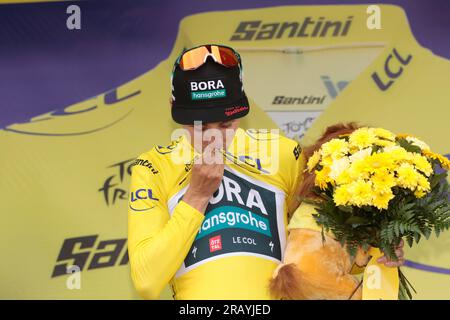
left=267, top=111, right=322, bottom=140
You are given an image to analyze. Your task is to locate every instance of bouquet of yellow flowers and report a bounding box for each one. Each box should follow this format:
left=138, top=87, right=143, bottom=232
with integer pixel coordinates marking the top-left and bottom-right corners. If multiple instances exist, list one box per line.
left=306, top=127, right=450, bottom=299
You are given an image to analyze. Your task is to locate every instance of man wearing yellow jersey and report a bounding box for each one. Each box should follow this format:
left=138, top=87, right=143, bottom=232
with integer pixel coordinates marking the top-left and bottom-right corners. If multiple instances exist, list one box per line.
left=127, top=45, right=304, bottom=299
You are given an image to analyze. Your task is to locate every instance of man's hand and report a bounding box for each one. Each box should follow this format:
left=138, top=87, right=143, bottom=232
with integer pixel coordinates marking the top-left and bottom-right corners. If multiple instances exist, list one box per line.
left=377, top=239, right=405, bottom=267
left=183, top=148, right=224, bottom=214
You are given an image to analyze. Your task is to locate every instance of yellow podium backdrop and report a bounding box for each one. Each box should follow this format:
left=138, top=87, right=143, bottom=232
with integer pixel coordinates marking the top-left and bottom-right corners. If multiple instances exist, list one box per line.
left=0, top=4, right=449, bottom=299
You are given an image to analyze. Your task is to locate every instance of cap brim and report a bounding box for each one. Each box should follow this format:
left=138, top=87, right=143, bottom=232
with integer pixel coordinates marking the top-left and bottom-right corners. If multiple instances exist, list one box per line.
left=171, top=95, right=250, bottom=125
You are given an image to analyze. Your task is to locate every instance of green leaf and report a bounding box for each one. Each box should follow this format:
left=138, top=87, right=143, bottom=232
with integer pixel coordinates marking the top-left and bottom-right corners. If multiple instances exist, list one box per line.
left=414, top=233, right=421, bottom=244
left=338, top=205, right=353, bottom=213
left=397, top=138, right=422, bottom=154
left=406, top=235, right=414, bottom=247
left=422, top=226, right=432, bottom=240
left=394, top=222, right=400, bottom=238
left=345, top=215, right=369, bottom=225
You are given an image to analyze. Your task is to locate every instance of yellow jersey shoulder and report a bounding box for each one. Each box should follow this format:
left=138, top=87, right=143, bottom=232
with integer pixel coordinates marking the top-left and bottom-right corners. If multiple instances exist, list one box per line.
left=135, top=135, right=186, bottom=171
left=243, top=128, right=302, bottom=165
left=243, top=128, right=301, bottom=155
left=131, top=136, right=191, bottom=196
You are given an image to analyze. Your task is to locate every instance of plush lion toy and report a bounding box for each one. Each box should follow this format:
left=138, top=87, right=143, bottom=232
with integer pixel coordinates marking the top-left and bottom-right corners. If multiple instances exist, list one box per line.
left=270, top=123, right=370, bottom=300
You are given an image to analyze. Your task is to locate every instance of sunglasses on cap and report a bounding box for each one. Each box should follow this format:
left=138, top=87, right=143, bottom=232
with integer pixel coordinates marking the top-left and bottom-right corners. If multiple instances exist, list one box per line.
left=174, top=44, right=242, bottom=71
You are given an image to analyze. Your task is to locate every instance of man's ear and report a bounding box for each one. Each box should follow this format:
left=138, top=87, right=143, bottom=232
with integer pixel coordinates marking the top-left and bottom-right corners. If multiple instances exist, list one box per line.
left=169, top=97, right=173, bottom=106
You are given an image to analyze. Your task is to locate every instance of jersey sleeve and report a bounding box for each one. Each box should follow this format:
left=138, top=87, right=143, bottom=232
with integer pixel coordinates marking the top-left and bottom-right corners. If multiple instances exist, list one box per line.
left=127, top=153, right=204, bottom=300
left=288, top=201, right=322, bottom=232
left=284, top=141, right=306, bottom=218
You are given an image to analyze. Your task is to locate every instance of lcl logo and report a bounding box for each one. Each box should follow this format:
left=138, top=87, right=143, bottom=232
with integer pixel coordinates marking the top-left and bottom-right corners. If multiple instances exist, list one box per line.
left=371, top=48, right=412, bottom=91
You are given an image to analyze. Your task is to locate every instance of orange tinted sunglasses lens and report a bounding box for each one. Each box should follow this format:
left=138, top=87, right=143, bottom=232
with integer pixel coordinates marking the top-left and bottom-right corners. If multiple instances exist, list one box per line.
left=179, top=45, right=239, bottom=70
left=213, top=46, right=239, bottom=67
left=179, top=46, right=209, bottom=70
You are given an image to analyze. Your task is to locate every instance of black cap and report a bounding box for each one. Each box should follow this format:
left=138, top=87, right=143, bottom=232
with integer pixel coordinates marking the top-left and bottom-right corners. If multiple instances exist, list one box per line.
left=171, top=56, right=250, bottom=125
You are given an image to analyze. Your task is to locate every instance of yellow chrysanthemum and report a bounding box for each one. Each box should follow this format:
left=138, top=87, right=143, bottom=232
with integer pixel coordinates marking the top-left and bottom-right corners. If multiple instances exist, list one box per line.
left=349, top=147, right=372, bottom=163
left=349, top=145, right=360, bottom=155
left=372, top=169, right=396, bottom=193
left=410, top=153, right=433, bottom=176
left=335, top=170, right=352, bottom=185
left=329, top=157, right=350, bottom=181
left=347, top=180, right=373, bottom=207
left=374, top=138, right=396, bottom=147
left=307, top=151, right=321, bottom=172
left=315, top=167, right=332, bottom=190
left=320, top=138, right=349, bottom=159
left=414, top=189, right=426, bottom=198
left=422, top=150, right=450, bottom=170
left=349, top=127, right=377, bottom=150
left=320, top=155, right=334, bottom=168
left=348, top=158, right=370, bottom=180
left=396, top=163, right=420, bottom=190
left=373, top=189, right=395, bottom=210
left=373, top=128, right=396, bottom=141
left=383, top=145, right=410, bottom=162
left=396, top=133, right=411, bottom=139
left=363, top=153, right=395, bottom=173
left=333, top=185, right=353, bottom=206
left=416, top=174, right=431, bottom=193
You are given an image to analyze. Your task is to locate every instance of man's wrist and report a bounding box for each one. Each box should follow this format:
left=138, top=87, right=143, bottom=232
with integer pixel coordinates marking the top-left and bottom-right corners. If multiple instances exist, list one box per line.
left=182, top=191, right=210, bottom=214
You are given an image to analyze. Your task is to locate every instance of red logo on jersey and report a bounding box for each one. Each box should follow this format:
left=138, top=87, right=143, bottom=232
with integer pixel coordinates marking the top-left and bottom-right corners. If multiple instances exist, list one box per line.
left=209, top=235, right=222, bottom=252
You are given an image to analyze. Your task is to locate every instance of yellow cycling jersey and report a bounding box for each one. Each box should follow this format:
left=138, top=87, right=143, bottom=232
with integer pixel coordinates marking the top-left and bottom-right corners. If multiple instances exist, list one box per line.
left=3, top=3, right=447, bottom=301
left=127, top=128, right=304, bottom=299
